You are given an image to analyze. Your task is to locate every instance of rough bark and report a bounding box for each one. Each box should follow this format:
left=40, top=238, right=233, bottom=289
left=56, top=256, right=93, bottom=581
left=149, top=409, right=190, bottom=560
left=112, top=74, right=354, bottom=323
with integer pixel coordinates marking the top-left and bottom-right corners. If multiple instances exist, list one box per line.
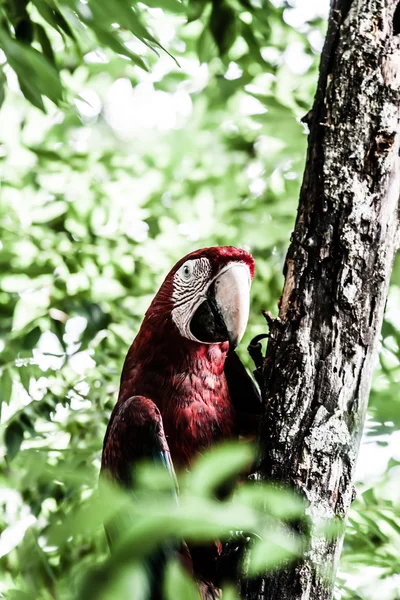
left=243, top=1, right=400, bottom=599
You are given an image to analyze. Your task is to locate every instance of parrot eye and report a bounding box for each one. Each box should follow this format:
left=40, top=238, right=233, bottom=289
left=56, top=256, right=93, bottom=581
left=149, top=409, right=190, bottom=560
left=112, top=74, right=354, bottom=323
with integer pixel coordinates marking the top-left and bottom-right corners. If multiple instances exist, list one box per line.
left=179, top=261, right=194, bottom=281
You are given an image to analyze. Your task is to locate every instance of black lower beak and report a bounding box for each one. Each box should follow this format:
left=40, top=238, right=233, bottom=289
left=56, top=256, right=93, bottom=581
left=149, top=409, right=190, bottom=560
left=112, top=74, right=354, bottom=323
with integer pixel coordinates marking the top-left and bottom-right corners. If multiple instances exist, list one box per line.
left=189, top=285, right=230, bottom=345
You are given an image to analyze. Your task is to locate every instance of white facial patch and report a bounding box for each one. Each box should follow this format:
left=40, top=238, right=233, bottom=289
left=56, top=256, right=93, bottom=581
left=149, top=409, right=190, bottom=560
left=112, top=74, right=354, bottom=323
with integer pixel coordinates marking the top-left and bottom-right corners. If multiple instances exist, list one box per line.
left=171, top=257, right=212, bottom=340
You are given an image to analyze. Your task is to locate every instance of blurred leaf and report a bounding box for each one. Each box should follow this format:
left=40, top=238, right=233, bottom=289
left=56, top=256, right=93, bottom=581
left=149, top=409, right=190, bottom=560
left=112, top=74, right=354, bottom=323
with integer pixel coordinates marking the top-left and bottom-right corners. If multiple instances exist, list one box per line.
left=35, top=23, right=56, bottom=65
left=221, top=585, right=241, bottom=600
left=164, top=560, right=199, bottom=600
left=197, top=26, right=216, bottom=63
left=248, top=530, right=302, bottom=575
left=5, top=420, right=24, bottom=460
left=31, top=0, right=78, bottom=41
left=0, top=30, right=63, bottom=108
left=0, top=369, right=13, bottom=409
left=18, top=368, right=29, bottom=394
left=182, top=442, right=255, bottom=497
left=90, top=26, right=150, bottom=71
left=187, top=0, right=207, bottom=22
left=22, top=326, right=42, bottom=350
left=234, top=483, right=306, bottom=520
left=135, top=461, right=178, bottom=492
left=209, top=2, right=237, bottom=55
left=78, top=562, right=148, bottom=600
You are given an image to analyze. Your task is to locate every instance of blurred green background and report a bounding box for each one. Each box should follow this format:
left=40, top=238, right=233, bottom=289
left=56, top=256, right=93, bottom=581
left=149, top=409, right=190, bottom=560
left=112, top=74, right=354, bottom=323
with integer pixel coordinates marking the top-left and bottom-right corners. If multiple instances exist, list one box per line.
left=0, top=0, right=399, bottom=598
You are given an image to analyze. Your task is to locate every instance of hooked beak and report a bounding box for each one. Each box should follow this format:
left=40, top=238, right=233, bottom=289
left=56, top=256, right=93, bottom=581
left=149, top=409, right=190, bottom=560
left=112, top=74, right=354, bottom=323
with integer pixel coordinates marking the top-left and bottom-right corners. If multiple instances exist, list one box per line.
left=189, top=263, right=251, bottom=350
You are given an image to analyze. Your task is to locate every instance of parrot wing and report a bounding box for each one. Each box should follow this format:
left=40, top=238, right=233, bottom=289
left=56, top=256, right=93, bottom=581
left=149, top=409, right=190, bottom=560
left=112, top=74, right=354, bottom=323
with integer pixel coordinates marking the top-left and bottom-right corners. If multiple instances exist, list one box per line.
left=101, top=395, right=177, bottom=550
left=101, top=396, right=181, bottom=600
left=101, top=395, right=176, bottom=490
left=224, top=351, right=262, bottom=436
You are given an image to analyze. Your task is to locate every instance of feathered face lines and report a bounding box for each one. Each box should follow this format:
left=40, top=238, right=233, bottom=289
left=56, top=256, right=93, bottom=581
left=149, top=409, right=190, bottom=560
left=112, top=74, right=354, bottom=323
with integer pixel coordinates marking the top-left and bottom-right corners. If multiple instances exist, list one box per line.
left=172, top=257, right=212, bottom=309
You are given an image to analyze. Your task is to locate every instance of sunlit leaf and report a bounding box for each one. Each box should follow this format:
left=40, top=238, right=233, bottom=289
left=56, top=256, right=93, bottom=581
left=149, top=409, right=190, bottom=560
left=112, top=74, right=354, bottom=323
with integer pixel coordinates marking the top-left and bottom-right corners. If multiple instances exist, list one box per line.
left=0, top=30, right=63, bottom=107
left=181, top=442, right=255, bottom=497
left=234, top=483, right=306, bottom=520
left=247, top=529, right=303, bottom=575
left=164, top=560, right=199, bottom=600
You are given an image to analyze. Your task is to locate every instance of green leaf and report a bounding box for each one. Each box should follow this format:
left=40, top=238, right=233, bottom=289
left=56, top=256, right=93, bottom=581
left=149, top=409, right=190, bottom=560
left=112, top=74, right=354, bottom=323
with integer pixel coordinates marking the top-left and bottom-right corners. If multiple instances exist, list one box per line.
left=77, top=562, right=148, bottom=600
left=248, top=530, right=302, bottom=575
left=379, top=512, right=400, bottom=536
left=20, top=412, right=36, bottom=436
left=23, top=326, right=42, bottom=350
left=19, top=78, right=46, bottom=112
left=164, top=560, right=199, bottom=600
left=91, top=26, right=149, bottom=71
left=234, top=484, right=306, bottom=520
left=31, top=0, right=77, bottom=42
left=182, top=442, right=255, bottom=497
left=0, top=30, right=63, bottom=107
left=187, top=0, right=207, bottom=22
left=197, top=26, right=216, bottom=64
left=220, top=585, right=241, bottom=600
left=5, top=421, right=24, bottom=461
left=86, top=0, right=156, bottom=43
left=0, top=369, right=13, bottom=410
left=35, top=22, right=56, bottom=65
left=84, top=0, right=179, bottom=65
left=209, top=2, right=237, bottom=56
left=52, top=2, right=78, bottom=40
left=134, top=461, right=178, bottom=493
left=18, top=366, right=31, bottom=392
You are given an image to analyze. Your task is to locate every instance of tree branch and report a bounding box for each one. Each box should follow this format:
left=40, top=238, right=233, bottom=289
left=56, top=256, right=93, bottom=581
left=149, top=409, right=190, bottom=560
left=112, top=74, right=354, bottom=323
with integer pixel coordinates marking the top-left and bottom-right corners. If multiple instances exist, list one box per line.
left=243, top=1, right=400, bottom=598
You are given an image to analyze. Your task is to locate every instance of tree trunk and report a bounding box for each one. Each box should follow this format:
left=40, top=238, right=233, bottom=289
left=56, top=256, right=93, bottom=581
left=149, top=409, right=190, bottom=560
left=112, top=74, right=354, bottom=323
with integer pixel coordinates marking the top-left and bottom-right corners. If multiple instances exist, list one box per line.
left=243, top=1, right=400, bottom=599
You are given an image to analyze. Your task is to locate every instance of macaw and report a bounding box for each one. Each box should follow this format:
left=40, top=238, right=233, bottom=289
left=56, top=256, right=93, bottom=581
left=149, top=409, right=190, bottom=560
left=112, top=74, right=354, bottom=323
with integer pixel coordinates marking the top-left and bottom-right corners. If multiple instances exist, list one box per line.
left=101, top=246, right=262, bottom=598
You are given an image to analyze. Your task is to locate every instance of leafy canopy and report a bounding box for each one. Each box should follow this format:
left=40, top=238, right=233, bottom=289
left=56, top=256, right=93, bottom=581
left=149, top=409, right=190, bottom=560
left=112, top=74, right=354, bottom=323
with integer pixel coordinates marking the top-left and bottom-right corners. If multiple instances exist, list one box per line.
left=0, top=1, right=400, bottom=599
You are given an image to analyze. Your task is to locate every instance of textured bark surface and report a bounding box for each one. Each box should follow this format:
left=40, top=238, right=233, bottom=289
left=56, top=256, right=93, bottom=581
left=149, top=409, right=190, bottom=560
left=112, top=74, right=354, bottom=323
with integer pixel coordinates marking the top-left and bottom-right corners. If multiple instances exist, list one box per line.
left=243, top=1, right=400, bottom=599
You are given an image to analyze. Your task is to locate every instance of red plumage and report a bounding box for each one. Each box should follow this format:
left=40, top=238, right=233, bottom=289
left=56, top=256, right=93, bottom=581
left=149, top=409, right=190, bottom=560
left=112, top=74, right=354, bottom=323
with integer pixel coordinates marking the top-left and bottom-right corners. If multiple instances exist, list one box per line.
left=101, top=246, right=261, bottom=597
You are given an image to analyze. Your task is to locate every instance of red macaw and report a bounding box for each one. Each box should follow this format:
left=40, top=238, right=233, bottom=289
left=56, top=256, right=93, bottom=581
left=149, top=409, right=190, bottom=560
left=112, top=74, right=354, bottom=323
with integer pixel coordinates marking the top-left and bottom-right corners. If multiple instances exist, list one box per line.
left=101, top=246, right=261, bottom=598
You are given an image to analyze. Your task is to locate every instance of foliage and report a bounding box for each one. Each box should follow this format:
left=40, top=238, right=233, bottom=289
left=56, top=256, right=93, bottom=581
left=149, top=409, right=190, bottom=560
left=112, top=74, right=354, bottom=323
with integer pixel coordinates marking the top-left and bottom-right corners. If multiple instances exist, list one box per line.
left=0, top=0, right=399, bottom=598
left=3, top=441, right=305, bottom=598
left=0, top=0, right=310, bottom=112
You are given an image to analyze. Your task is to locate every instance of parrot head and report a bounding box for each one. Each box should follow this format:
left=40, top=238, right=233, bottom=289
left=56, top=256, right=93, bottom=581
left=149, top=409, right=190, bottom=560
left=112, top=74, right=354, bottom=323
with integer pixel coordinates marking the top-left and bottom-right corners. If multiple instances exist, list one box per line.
left=147, top=246, right=255, bottom=351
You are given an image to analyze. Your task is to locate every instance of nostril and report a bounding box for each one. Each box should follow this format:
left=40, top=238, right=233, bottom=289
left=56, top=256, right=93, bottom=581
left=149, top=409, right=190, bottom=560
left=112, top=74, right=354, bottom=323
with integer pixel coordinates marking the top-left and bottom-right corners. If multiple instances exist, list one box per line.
left=393, top=2, right=400, bottom=35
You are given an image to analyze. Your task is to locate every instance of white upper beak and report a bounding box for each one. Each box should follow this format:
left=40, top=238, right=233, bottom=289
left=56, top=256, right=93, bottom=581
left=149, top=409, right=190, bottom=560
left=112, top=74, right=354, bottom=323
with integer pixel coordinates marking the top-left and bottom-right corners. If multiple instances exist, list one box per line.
left=214, top=263, right=251, bottom=349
